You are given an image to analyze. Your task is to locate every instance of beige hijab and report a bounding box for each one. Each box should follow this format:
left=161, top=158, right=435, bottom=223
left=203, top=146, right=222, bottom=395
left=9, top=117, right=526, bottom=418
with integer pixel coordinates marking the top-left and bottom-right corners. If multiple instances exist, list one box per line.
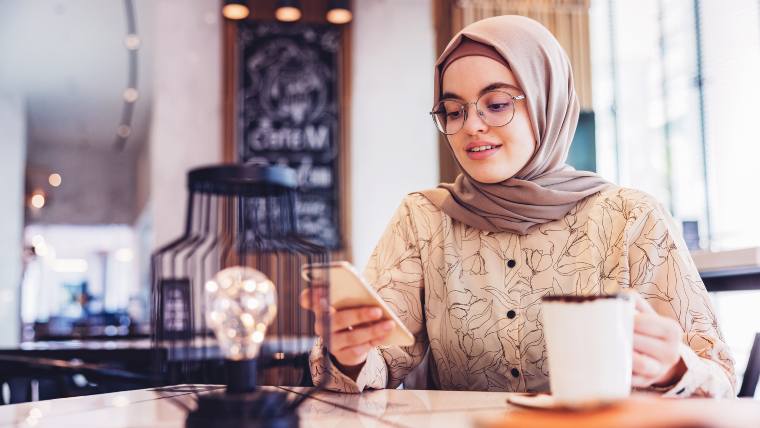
left=420, top=15, right=612, bottom=235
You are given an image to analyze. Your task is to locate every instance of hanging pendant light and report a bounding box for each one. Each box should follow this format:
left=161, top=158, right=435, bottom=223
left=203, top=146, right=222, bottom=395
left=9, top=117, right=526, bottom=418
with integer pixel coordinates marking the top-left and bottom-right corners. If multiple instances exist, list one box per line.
left=326, top=0, right=352, bottom=24
left=275, top=0, right=302, bottom=22
left=223, top=0, right=250, bottom=20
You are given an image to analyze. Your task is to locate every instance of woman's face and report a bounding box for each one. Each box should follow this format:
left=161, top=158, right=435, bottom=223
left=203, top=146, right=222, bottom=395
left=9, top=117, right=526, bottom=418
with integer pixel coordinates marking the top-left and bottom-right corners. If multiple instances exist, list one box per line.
left=440, top=56, right=536, bottom=183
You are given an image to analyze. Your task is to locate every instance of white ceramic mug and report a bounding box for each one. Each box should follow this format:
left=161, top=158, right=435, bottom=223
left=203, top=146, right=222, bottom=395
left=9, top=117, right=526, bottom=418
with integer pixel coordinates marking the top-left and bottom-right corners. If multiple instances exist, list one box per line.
left=541, top=293, right=634, bottom=405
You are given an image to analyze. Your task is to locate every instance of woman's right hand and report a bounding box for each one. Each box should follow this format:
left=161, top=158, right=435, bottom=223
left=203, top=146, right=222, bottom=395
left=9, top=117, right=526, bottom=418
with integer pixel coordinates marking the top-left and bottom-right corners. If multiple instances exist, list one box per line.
left=300, top=288, right=394, bottom=370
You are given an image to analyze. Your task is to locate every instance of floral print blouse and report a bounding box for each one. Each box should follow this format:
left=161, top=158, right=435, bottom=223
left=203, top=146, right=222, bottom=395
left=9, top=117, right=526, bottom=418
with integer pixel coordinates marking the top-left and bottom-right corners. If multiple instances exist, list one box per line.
left=309, top=187, right=736, bottom=397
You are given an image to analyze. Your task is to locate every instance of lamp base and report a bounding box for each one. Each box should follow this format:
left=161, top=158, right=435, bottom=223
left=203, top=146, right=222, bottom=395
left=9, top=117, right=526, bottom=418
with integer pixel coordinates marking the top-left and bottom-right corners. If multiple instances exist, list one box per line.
left=186, top=389, right=298, bottom=428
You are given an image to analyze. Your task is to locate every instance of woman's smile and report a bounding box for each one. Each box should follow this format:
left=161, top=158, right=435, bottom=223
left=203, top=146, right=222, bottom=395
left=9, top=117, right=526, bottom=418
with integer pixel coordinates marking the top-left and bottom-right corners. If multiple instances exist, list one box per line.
left=465, top=140, right=503, bottom=160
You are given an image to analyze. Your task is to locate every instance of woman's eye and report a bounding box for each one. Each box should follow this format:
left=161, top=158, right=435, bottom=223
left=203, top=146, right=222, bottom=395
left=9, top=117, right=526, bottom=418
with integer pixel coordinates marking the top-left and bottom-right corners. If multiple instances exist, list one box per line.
left=447, top=110, right=462, bottom=119
left=487, top=102, right=510, bottom=111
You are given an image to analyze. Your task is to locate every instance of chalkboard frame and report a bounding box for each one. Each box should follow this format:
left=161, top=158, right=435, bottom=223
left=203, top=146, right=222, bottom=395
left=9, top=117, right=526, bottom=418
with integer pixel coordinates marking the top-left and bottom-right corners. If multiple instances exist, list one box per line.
left=222, top=20, right=352, bottom=260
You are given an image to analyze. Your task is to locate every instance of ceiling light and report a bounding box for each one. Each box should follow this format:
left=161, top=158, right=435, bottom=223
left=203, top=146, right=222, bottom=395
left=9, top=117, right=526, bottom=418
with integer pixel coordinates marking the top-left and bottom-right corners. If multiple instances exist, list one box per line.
left=48, top=173, right=62, bottom=187
left=223, top=0, right=250, bottom=20
left=30, top=193, right=46, bottom=209
left=326, top=0, right=352, bottom=24
left=123, top=88, right=139, bottom=103
left=276, top=0, right=302, bottom=22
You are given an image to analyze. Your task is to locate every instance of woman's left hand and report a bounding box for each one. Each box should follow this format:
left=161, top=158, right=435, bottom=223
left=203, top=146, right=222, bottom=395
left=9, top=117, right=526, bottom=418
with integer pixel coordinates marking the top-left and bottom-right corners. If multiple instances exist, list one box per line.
left=630, top=292, right=687, bottom=388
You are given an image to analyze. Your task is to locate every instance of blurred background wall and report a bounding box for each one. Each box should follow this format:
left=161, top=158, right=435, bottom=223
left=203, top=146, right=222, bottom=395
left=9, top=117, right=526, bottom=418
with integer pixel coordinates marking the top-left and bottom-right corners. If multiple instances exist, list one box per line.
left=0, top=0, right=759, bottom=396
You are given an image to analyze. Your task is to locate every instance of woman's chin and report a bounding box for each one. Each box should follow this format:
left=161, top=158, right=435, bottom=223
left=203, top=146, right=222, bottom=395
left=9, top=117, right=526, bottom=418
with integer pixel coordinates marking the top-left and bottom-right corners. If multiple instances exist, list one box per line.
left=456, top=156, right=520, bottom=184
left=459, top=155, right=523, bottom=184
left=467, top=170, right=515, bottom=184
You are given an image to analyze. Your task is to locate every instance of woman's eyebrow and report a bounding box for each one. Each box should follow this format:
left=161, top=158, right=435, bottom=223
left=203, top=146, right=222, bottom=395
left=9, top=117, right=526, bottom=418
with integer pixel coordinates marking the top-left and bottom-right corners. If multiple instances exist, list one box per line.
left=440, top=82, right=523, bottom=100
left=440, top=91, right=462, bottom=100
left=481, top=82, right=523, bottom=94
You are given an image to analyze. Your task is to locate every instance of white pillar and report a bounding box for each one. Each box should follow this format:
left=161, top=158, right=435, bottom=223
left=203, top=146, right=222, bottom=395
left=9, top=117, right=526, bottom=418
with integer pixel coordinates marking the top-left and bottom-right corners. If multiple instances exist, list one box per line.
left=0, top=93, right=26, bottom=346
left=148, top=0, right=223, bottom=250
left=351, top=0, right=439, bottom=269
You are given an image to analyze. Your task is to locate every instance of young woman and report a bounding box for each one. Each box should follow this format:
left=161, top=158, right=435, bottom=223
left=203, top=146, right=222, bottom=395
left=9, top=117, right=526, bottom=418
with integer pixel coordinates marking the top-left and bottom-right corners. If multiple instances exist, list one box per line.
left=304, top=15, right=735, bottom=397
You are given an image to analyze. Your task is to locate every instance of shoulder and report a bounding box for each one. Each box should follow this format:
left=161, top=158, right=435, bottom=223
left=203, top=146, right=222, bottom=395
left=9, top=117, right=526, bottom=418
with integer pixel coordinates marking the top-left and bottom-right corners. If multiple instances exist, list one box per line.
left=382, top=192, right=448, bottom=241
left=579, top=185, right=667, bottom=219
left=399, top=192, right=445, bottom=218
left=562, top=185, right=675, bottom=243
left=589, top=186, right=681, bottom=245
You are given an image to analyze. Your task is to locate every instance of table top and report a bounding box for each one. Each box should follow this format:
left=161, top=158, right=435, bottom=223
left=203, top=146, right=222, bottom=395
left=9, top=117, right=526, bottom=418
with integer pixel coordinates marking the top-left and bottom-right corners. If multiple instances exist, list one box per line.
left=0, top=385, right=524, bottom=428
left=0, top=385, right=758, bottom=428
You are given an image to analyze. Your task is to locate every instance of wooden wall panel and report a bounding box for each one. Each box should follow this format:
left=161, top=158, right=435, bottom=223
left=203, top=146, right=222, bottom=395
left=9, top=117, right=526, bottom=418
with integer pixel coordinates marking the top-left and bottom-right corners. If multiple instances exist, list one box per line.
left=221, top=2, right=352, bottom=261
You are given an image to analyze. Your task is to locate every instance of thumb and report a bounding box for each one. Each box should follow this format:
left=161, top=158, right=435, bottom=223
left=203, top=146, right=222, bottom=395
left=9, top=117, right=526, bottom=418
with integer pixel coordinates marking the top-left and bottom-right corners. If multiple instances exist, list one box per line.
left=621, top=289, right=655, bottom=314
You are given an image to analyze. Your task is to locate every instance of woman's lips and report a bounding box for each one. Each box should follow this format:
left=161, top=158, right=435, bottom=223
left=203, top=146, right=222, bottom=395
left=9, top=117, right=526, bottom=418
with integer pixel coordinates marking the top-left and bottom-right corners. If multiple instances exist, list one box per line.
left=465, top=144, right=502, bottom=160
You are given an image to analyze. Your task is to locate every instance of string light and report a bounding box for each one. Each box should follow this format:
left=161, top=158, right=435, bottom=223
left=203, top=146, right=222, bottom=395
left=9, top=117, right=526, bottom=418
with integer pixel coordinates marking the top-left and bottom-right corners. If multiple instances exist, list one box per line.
left=206, top=267, right=277, bottom=361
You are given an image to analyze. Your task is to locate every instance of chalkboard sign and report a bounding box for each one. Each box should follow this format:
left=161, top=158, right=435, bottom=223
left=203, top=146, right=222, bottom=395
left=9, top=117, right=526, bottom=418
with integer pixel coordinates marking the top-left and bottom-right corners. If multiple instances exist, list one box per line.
left=237, top=22, right=343, bottom=250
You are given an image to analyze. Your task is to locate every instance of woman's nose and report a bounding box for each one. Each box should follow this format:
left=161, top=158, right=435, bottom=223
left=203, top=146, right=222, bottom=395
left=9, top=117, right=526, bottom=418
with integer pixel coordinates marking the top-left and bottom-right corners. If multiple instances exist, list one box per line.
left=461, top=104, right=488, bottom=135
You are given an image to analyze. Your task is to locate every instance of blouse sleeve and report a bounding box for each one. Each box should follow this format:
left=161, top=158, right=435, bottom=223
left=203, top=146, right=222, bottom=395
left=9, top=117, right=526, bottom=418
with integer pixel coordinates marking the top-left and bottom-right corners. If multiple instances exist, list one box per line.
left=627, top=197, right=737, bottom=398
left=309, top=196, right=429, bottom=392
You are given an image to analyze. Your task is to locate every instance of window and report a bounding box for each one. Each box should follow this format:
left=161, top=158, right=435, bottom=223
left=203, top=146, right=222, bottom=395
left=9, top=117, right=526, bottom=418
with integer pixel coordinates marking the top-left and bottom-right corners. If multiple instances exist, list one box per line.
left=591, top=0, right=760, bottom=395
left=591, top=0, right=760, bottom=250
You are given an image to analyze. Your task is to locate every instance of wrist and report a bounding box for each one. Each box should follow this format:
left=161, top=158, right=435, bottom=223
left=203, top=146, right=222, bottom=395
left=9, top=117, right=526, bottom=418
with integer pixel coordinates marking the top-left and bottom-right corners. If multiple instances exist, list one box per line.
left=330, top=353, right=366, bottom=381
left=652, top=357, right=687, bottom=388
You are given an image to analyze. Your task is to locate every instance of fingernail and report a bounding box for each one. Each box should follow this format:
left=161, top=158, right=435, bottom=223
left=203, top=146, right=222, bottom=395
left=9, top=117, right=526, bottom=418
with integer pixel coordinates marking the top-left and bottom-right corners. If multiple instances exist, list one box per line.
left=382, top=321, right=394, bottom=330
left=369, top=308, right=382, bottom=319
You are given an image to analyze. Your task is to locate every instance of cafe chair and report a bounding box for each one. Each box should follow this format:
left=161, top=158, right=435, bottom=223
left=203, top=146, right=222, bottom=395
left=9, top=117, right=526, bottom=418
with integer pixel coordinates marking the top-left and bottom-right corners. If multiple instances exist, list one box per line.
left=738, top=333, right=760, bottom=398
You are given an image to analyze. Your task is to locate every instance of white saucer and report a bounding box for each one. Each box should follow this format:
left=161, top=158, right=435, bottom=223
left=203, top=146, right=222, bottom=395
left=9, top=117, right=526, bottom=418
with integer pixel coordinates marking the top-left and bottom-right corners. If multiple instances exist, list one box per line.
left=507, top=394, right=618, bottom=411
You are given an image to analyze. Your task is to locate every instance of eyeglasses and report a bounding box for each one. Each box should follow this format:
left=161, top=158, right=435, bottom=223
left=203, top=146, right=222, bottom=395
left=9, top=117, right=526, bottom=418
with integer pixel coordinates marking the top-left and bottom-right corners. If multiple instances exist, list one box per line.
left=429, top=90, right=525, bottom=135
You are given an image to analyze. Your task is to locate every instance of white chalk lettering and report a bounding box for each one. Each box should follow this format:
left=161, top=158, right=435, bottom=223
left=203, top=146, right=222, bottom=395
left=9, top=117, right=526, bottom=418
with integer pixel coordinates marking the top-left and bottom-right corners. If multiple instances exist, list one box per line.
left=248, top=124, right=330, bottom=152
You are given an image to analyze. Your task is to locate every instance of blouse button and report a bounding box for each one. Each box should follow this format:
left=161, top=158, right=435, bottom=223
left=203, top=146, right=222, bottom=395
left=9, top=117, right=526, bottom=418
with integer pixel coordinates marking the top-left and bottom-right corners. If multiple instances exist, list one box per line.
left=507, top=259, right=516, bottom=268
left=507, top=310, right=516, bottom=319
left=511, top=368, right=520, bottom=378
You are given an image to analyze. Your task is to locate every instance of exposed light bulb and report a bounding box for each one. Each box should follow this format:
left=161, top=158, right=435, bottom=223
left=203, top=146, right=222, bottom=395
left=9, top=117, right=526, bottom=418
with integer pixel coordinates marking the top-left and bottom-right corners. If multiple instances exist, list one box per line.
left=206, top=266, right=277, bottom=361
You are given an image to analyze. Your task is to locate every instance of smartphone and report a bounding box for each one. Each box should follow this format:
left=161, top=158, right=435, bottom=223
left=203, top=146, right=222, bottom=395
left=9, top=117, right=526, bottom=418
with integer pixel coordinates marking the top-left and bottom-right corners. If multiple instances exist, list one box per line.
left=301, top=261, right=415, bottom=347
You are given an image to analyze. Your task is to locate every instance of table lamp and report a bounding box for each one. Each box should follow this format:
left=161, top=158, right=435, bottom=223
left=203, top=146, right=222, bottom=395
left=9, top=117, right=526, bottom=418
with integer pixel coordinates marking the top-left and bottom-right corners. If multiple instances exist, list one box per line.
left=186, top=266, right=297, bottom=428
